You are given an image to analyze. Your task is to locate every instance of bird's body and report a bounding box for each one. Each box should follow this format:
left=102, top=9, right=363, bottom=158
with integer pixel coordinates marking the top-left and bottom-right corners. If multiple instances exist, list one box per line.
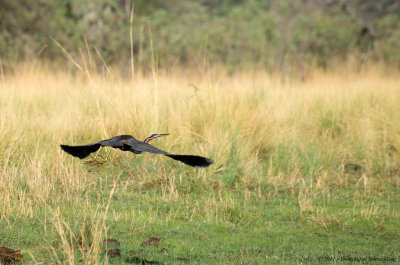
left=60, top=134, right=214, bottom=168
left=99, top=135, right=169, bottom=154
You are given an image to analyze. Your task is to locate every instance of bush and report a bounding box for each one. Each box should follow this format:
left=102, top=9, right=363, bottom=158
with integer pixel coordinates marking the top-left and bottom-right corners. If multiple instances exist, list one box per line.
left=1, top=0, right=400, bottom=70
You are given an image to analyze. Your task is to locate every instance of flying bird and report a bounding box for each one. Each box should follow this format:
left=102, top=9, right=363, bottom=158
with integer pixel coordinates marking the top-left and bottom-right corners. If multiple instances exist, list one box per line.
left=60, top=134, right=214, bottom=168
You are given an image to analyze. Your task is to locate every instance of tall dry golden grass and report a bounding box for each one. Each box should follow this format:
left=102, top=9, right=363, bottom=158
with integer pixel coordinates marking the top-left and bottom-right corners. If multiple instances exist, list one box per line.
left=1, top=62, right=400, bottom=263
left=1, top=63, right=400, bottom=198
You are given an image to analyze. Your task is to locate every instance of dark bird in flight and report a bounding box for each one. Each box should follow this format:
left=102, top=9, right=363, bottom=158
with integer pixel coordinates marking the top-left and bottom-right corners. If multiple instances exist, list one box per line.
left=60, top=134, right=214, bottom=168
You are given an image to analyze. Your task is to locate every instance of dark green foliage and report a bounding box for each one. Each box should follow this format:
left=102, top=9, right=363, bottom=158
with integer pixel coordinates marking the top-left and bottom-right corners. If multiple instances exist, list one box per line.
left=1, top=0, right=400, bottom=69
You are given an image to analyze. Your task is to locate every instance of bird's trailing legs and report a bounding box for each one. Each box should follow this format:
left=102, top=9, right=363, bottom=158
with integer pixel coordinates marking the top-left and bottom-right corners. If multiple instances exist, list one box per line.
left=85, top=147, right=103, bottom=163
left=96, top=148, right=112, bottom=164
left=85, top=147, right=112, bottom=164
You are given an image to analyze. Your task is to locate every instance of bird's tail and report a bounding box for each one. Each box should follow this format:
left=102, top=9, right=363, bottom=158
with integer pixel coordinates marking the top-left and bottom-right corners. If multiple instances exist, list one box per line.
left=60, top=144, right=101, bottom=159
left=165, top=154, right=214, bottom=168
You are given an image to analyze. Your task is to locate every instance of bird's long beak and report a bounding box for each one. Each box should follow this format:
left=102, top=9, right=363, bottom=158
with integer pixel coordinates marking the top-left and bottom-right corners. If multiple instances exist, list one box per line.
left=144, top=133, right=169, bottom=143
left=154, top=133, right=169, bottom=140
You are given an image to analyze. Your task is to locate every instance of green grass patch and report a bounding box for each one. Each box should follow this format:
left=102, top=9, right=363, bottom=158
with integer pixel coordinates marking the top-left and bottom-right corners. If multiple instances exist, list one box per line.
left=1, top=165, right=399, bottom=264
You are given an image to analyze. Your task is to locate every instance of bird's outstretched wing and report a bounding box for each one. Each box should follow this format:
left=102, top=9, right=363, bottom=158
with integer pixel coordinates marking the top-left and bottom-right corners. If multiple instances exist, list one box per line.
left=165, top=154, right=214, bottom=168
left=126, top=140, right=169, bottom=155
left=61, top=135, right=134, bottom=159
left=130, top=142, right=214, bottom=168
left=60, top=143, right=101, bottom=159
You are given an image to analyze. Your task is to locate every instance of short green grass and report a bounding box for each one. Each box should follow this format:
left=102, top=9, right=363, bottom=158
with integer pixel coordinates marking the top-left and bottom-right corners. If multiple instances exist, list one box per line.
left=1, top=64, right=400, bottom=264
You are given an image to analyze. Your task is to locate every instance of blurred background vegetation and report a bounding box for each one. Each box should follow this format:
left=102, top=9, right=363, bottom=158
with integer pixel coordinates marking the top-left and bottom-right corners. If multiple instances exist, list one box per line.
left=1, top=0, right=399, bottom=73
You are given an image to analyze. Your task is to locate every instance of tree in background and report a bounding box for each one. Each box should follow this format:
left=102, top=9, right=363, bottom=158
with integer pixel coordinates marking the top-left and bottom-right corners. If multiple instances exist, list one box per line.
left=0, top=0, right=399, bottom=71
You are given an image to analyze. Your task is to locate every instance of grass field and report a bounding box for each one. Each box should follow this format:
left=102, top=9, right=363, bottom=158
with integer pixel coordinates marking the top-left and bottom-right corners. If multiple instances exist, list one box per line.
left=1, top=63, right=400, bottom=264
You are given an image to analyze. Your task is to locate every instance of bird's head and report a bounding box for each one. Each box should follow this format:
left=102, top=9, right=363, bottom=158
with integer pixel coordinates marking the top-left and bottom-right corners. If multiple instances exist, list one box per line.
left=144, top=133, right=169, bottom=144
